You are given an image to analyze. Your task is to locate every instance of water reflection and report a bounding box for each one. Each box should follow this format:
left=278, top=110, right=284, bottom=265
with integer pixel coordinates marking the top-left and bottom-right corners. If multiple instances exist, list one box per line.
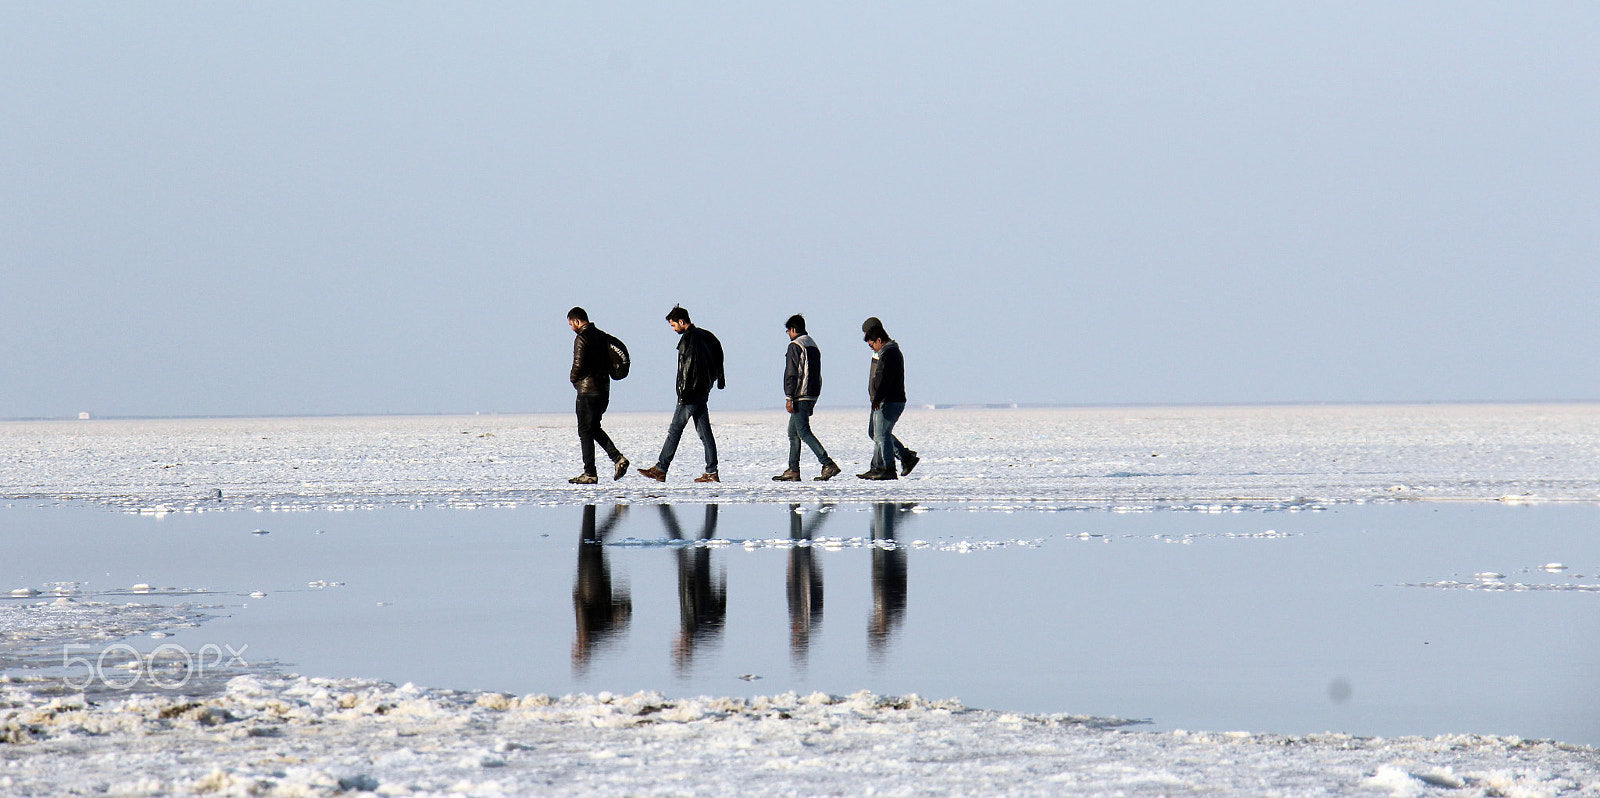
left=787, top=503, right=832, bottom=673
left=572, top=502, right=915, bottom=679
left=571, top=505, right=631, bottom=675
left=659, top=505, right=728, bottom=677
left=869, top=503, right=912, bottom=661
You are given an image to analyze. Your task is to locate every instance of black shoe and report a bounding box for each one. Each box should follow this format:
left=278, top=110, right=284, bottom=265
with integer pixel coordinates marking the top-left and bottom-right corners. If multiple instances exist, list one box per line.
left=900, top=450, right=920, bottom=476
left=857, top=469, right=897, bottom=480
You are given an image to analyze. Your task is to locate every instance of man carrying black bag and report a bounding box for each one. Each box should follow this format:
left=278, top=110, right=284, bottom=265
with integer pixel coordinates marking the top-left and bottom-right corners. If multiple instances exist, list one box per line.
left=567, top=307, right=630, bottom=484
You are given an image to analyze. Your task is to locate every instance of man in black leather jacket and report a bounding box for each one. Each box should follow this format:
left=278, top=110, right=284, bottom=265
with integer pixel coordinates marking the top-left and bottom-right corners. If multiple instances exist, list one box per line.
left=638, top=306, right=725, bottom=483
left=568, top=307, right=629, bottom=484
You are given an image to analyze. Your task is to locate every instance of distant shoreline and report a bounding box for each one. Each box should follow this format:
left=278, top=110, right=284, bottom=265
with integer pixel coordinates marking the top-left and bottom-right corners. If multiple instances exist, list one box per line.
left=8, top=397, right=1598, bottom=424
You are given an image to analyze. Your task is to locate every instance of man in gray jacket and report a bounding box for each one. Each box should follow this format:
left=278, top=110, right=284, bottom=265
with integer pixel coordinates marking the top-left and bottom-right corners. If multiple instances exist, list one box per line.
left=773, top=314, right=841, bottom=482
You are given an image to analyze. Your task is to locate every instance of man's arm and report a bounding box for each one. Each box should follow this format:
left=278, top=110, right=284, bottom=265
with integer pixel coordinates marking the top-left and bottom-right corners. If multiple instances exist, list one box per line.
left=868, top=354, right=882, bottom=409
left=784, top=340, right=801, bottom=413
left=706, top=331, right=726, bottom=390
left=570, top=331, right=587, bottom=385
left=783, top=340, right=801, bottom=401
left=884, top=346, right=905, bottom=402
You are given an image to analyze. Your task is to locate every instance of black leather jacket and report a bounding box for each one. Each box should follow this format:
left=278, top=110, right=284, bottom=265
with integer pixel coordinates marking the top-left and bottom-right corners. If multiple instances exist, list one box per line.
left=676, top=326, right=726, bottom=402
left=570, top=323, right=611, bottom=396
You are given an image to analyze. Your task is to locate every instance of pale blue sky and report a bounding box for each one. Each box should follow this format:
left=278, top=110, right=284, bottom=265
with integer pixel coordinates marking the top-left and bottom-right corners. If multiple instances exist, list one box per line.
left=4, top=3, right=1597, bottom=418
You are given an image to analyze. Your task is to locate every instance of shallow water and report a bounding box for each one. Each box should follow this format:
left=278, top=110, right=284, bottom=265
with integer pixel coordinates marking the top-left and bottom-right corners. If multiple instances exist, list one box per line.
left=4, top=501, right=1600, bottom=746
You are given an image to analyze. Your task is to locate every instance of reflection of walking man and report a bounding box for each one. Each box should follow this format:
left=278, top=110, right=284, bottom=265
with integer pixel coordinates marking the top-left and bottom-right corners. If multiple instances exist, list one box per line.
left=659, top=505, right=727, bottom=675
left=572, top=504, right=630, bottom=674
left=787, top=503, right=832, bottom=671
left=567, top=307, right=629, bottom=484
left=869, top=502, right=911, bottom=658
left=638, top=306, right=725, bottom=483
left=859, top=317, right=919, bottom=480
left=773, top=314, right=841, bottom=482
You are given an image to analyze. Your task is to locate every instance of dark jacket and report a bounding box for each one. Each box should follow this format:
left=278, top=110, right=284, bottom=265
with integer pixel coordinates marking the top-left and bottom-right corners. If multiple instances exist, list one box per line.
left=868, top=340, right=906, bottom=408
left=783, top=334, right=823, bottom=402
left=570, top=323, right=612, bottom=396
left=676, top=326, right=726, bottom=403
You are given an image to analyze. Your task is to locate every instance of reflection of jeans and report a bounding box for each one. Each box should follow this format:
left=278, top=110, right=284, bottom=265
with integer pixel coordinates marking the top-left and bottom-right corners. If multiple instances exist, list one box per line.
left=576, top=394, right=621, bottom=475
left=787, top=400, right=833, bottom=472
left=868, top=402, right=907, bottom=472
left=655, top=400, right=717, bottom=474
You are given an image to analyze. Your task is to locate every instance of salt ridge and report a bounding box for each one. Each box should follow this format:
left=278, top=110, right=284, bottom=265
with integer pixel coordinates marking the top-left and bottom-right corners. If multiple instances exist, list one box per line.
left=1, top=674, right=1595, bottom=797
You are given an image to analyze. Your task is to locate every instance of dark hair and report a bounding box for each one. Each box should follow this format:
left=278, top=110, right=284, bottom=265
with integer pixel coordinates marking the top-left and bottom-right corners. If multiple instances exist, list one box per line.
left=864, top=324, right=888, bottom=342
left=785, top=314, right=806, bottom=335
left=666, top=305, right=691, bottom=324
left=567, top=307, right=588, bottom=323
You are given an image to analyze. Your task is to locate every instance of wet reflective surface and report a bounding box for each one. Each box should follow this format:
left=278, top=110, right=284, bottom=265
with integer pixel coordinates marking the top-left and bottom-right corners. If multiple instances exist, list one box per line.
left=5, top=501, right=1600, bottom=745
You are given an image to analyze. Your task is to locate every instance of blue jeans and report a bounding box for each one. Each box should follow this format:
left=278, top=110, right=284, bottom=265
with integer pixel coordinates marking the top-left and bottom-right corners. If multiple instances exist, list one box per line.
left=787, top=400, right=834, bottom=472
left=868, top=402, right=908, bottom=472
left=656, top=400, right=717, bottom=474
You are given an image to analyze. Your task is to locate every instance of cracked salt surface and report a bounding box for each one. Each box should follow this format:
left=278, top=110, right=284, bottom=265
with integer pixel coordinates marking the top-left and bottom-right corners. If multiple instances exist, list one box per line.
left=5, top=405, right=1600, bottom=795
left=1, top=675, right=1596, bottom=797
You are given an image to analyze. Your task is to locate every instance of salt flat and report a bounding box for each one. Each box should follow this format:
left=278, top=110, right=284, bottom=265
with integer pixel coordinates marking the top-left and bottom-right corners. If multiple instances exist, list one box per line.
left=3, top=404, right=1600, bottom=796
left=3, top=676, right=1595, bottom=797
left=5, top=403, right=1599, bottom=510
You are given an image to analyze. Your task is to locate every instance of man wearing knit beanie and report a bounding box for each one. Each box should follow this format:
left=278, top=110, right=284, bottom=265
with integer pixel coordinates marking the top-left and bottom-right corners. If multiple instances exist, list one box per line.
left=859, top=318, right=919, bottom=480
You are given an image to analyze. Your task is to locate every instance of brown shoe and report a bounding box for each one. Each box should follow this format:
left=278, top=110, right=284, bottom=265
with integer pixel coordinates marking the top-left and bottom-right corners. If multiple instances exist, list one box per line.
left=694, top=472, right=720, bottom=483
left=771, top=470, right=801, bottom=482
left=569, top=473, right=598, bottom=484
left=815, top=463, right=842, bottom=481
left=637, top=466, right=667, bottom=482
left=613, top=456, right=630, bottom=481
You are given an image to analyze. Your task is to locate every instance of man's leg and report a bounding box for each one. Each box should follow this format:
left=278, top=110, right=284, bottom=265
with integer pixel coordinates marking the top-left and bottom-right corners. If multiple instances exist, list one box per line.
left=879, top=401, right=913, bottom=472
left=588, top=394, right=622, bottom=463
left=786, top=408, right=804, bottom=473
left=867, top=408, right=887, bottom=472
left=654, top=402, right=693, bottom=473
left=874, top=402, right=905, bottom=473
left=793, top=400, right=832, bottom=468
left=576, top=395, right=600, bottom=476
left=691, top=401, right=718, bottom=474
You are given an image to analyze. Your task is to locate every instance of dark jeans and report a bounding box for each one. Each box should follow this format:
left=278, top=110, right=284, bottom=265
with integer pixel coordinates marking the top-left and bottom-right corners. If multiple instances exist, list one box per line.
left=868, top=401, right=909, bottom=472
left=655, top=400, right=717, bottom=474
left=576, top=393, right=621, bottom=475
left=787, top=399, right=834, bottom=472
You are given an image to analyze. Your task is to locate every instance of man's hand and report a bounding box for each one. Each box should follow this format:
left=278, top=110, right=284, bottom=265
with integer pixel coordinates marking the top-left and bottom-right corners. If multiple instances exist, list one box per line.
left=786, top=400, right=795, bottom=414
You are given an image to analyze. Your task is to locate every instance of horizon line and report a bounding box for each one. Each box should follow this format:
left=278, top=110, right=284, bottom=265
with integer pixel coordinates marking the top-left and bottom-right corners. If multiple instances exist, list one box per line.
left=7, top=397, right=1599, bottom=423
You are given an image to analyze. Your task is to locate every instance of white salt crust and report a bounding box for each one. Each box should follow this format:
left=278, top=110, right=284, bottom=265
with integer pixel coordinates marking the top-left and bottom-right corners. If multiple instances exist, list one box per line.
left=5, top=404, right=1599, bottom=512
left=1, top=675, right=1595, bottom=797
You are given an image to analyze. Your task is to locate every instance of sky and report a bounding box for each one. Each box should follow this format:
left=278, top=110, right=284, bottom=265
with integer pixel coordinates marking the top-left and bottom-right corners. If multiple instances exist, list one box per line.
left=4, top=3, right=1598, bottom=419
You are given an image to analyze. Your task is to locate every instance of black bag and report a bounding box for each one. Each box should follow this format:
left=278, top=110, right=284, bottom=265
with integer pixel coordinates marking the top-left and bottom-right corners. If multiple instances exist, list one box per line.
left=605, top=333, right=630, bottom=380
